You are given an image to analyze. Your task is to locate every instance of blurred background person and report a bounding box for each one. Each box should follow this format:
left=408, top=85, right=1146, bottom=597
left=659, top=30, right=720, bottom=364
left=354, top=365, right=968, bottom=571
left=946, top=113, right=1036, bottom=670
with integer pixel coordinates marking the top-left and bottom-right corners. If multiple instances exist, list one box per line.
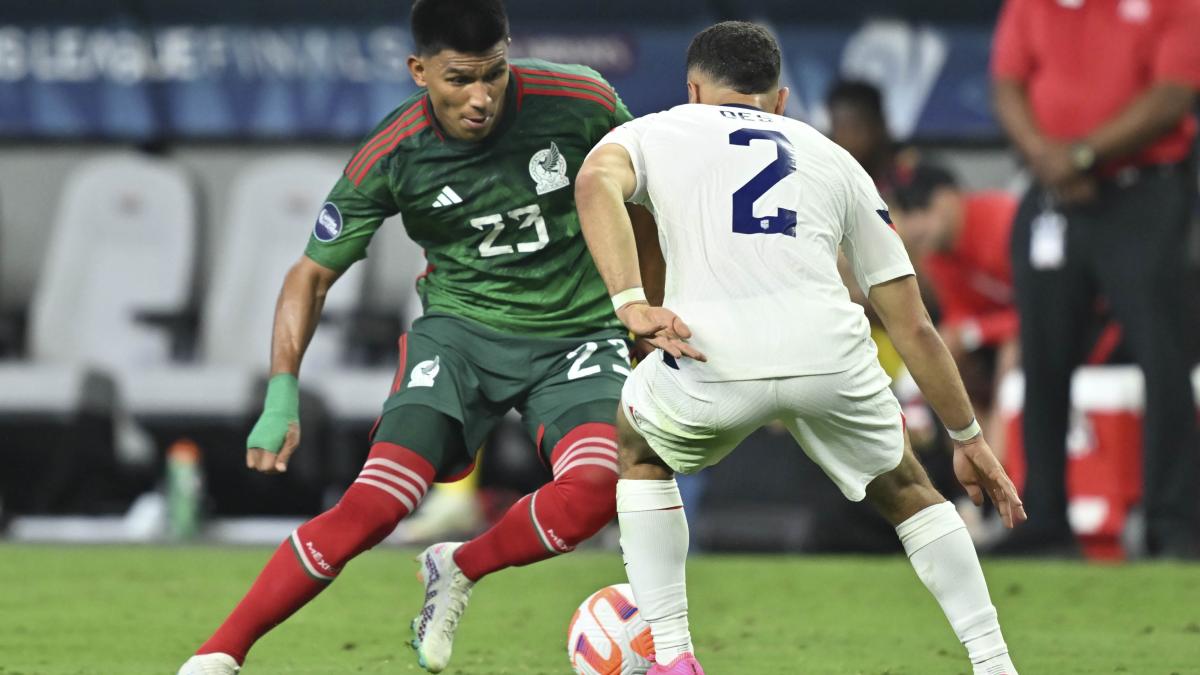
left=992, top=0, right=1200, bottom=557
left=891, top=163, right=1019, bottom=456
left=826, top=79, right=920, bottom=201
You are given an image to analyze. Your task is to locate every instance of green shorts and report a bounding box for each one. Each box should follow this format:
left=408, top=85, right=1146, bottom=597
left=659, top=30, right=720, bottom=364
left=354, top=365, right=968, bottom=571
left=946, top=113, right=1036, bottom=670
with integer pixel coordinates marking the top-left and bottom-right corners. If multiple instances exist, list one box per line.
left=371, top=313, right=629, bottom=480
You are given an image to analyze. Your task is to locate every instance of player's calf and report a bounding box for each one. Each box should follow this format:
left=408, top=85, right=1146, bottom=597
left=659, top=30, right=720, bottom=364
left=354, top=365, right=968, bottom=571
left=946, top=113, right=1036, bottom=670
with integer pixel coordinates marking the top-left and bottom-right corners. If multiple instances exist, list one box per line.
left=293, top=441, right=435, bottom=578
left=614, top=407, right=696, bottom=668
left=870, top=441, right=1018, bottom=675
left=454, top=422, right=620, bottom=580
left=188, top=442, right=435, bottom=666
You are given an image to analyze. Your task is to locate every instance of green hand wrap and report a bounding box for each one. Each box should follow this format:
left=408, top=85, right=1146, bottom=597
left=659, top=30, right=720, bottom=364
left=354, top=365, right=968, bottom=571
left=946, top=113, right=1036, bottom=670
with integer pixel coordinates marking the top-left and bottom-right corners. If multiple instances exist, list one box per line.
left=246, top=373, right=300, bottom=454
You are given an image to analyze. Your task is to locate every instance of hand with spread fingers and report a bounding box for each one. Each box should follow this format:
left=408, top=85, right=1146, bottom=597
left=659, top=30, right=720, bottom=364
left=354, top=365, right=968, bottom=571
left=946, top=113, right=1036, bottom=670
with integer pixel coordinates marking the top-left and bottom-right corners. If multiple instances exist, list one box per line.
left=245, top=373, right=302, bottom=474
left=616, top=303, right=707, bottom=362
left=953, top=435, right=1028, bottom=529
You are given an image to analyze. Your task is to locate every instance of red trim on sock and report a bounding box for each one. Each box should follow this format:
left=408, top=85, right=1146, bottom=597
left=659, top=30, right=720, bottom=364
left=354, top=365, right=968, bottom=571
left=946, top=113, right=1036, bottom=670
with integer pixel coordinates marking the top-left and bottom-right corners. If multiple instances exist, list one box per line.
left=367, top=441, right=438, bottom=484
left=549, top=422, right=617, bottom=466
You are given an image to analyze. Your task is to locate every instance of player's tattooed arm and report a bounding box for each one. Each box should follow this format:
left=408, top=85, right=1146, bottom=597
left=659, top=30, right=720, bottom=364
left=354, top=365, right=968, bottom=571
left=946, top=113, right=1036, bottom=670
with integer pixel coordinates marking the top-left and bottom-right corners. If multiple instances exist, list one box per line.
left=245, top=256, right=343, bottom=475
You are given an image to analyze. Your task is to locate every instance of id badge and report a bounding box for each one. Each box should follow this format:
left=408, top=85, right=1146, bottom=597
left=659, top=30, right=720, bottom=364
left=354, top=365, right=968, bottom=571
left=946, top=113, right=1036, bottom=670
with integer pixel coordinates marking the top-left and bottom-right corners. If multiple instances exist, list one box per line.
left=1030, top=210, right=1067, bottom=270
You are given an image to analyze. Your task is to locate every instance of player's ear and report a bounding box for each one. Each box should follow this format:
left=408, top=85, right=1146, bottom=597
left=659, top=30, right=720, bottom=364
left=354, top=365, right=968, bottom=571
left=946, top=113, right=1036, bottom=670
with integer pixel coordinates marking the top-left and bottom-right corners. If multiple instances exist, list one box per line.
left=686, top=80, right=699, bottom=104
left=408, top=55, right=428, bottom=88
left=773, top=86, right=790, bottom=116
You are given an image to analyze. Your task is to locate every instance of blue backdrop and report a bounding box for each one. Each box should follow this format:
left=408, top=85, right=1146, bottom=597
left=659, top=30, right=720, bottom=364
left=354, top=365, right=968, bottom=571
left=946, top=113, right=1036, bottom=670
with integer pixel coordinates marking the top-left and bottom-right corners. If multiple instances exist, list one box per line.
left=0, top=21, right=997, bottom=141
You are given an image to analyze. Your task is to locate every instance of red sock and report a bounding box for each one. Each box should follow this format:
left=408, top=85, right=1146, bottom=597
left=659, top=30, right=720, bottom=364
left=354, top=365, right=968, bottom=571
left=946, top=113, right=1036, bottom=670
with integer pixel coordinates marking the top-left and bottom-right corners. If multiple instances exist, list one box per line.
left=197, top=443, right=435, bottom=663
left=455, top=423, right=618, bottom=581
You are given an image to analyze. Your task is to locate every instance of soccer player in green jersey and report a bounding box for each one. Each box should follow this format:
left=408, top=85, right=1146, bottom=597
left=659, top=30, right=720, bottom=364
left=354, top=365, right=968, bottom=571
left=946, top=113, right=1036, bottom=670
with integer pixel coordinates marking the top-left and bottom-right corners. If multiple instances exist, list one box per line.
left=178, top=1, right=650, bottom=673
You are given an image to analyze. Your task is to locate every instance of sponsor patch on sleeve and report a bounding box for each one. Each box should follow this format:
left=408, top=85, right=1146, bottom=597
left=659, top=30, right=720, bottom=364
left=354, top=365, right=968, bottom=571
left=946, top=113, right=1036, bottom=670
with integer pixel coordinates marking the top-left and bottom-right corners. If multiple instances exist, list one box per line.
left=314, top=202, right=343, bottom=242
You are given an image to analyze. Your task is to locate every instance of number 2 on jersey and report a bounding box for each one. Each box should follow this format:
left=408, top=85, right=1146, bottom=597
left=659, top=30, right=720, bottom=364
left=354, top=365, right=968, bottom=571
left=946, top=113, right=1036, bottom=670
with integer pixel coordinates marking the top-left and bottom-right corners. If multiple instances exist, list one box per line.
left=729, top=128, right=797, bottom=237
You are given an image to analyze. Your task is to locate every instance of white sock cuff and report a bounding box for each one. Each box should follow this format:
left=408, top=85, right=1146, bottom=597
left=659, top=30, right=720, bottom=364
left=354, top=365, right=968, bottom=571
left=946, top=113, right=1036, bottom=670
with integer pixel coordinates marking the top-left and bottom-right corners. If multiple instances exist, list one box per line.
left=896, top=501, right=965, bottom=556
left=617, top=478, right=683, bottom=512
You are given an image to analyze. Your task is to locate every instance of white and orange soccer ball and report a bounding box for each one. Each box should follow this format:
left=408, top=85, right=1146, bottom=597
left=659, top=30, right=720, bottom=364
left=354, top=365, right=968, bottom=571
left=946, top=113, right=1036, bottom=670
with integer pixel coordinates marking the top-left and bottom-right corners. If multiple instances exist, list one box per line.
left=567, top=583, right=656, bottom=675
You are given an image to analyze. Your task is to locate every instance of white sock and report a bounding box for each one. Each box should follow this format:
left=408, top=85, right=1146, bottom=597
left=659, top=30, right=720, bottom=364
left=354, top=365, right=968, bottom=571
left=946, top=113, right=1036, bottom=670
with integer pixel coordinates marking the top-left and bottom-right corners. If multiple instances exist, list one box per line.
left=896, top=502, right=1016, bottom=673
left=616, top=478, right=692, bottom=665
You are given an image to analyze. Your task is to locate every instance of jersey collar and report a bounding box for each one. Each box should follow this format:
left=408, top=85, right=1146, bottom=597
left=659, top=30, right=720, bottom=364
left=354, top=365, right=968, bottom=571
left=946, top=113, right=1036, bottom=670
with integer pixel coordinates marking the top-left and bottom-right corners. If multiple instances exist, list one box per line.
left=720, top=102, right=765, bottom=112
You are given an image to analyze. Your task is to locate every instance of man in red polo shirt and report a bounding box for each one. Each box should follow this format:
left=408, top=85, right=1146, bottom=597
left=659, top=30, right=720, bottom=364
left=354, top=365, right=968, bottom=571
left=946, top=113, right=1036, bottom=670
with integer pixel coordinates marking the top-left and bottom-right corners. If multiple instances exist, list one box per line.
left=992, top=0, right=1200, bottom=557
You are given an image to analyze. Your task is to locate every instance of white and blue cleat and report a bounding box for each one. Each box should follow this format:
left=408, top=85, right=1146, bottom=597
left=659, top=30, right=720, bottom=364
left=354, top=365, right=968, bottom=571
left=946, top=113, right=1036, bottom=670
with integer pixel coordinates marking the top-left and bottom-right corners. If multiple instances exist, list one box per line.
left=411, top=542, right=474, bottom=673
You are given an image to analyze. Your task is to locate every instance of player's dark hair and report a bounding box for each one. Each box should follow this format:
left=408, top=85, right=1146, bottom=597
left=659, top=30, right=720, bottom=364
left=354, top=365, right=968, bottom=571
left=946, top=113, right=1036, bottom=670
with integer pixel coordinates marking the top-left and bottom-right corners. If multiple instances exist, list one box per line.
left=410, top=0, right=509, bottom=56
left=893, top=163, right=959, bottom=210
left=686, top=21, right=781, bottom=95
left=825, top=80, right=885, bottom=126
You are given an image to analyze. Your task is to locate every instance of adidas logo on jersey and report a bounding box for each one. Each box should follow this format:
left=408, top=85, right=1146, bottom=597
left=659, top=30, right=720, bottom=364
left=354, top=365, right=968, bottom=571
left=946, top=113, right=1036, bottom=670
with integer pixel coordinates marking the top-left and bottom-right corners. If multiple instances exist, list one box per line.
left=431, top=186, right=463, bottom=208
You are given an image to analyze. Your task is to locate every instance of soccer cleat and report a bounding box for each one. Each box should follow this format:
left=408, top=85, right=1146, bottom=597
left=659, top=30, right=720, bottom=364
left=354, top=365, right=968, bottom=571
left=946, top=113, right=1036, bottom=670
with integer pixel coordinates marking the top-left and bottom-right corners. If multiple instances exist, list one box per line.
left=648, top=653, right=706, bottom=674
left=411, top=542, right=475, bottom=673
left=177, top=653, right=240, bottom=675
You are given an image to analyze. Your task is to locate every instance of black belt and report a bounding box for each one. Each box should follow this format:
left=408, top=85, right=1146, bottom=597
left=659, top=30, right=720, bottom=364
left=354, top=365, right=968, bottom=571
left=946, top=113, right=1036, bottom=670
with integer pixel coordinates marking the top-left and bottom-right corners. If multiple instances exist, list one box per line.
left=1102, top=160, right=1189, bottom=189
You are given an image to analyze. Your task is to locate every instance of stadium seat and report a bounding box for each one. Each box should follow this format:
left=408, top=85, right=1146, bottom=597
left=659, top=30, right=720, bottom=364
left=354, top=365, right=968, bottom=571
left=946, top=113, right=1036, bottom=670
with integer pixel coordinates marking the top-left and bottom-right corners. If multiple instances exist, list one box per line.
left=0, top=152, right=197, bottom=512
left=118, top=154, right=364, bottom=419
left=0, top=151, right=197, bottom=416
left=106, top=155, right=371, bottom=514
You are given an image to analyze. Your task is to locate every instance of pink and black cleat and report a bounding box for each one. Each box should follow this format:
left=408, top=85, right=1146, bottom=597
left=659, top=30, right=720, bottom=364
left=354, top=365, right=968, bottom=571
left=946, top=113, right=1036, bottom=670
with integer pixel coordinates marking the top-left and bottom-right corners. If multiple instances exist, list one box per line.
left=648, top=653, right=706, bottom=675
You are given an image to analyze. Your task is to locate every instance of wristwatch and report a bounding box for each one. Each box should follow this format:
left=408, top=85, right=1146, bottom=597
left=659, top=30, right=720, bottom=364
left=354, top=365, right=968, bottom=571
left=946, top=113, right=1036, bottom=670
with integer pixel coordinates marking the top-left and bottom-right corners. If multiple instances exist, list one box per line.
left=1070, top=142, right=1096, bottom=172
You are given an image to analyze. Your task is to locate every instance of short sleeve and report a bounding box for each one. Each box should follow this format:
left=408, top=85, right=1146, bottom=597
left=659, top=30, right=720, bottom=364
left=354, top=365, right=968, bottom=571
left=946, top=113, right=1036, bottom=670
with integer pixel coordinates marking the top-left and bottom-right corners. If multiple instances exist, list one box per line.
left=840, top=156, right=915, bottom=292
left=611, top=87, right=634, bottom=128
left=589, top=115, right=653, bottom=206
left=1154, top=0, right=1200, bottom=88
left=991, top=0, right=1034, bottom=81
left=303, top=173, right=399, bottom=272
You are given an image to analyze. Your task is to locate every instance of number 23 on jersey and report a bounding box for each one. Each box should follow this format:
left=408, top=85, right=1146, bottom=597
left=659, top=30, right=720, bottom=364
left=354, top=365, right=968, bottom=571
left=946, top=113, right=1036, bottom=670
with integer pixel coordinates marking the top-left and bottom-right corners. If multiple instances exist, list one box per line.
left=470, top=203, right=550, bottom=258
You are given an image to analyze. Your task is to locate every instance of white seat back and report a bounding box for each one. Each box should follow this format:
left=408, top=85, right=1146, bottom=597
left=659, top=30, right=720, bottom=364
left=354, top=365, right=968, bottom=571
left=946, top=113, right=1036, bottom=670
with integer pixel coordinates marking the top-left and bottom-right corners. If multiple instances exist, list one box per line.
left=202, top=155, right=363, bottom=371
left=29, top=153, right=196, bottom=369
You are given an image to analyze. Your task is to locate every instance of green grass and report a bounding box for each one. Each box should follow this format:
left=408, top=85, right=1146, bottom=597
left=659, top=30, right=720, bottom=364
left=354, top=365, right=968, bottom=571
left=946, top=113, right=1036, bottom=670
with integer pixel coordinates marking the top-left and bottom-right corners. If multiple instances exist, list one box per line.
left=2, top=544, right=1199, bottom=674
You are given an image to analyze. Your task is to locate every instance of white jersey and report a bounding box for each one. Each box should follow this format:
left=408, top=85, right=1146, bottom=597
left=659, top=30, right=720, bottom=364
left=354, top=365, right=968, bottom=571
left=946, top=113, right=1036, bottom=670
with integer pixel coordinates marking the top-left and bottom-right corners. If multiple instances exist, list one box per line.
left=594, top=103, right=914, bottom=382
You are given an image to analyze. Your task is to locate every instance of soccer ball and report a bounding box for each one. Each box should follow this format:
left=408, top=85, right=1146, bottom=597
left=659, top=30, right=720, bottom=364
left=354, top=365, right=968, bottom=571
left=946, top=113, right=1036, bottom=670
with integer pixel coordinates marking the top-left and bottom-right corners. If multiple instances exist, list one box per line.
left=567, top=583, right=655, bottom=675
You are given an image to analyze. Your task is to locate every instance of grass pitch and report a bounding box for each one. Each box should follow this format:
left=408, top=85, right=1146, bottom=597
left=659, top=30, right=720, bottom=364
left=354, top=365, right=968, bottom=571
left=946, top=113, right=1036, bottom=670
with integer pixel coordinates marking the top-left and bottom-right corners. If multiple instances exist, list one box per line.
left=2, top=544, right=1198, bottom=674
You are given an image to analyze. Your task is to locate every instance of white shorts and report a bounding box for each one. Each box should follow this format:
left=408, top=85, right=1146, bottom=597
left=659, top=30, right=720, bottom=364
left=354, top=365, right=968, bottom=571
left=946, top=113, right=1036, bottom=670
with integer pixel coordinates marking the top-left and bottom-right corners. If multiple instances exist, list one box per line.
left=620, top=351, right=905, bottom=502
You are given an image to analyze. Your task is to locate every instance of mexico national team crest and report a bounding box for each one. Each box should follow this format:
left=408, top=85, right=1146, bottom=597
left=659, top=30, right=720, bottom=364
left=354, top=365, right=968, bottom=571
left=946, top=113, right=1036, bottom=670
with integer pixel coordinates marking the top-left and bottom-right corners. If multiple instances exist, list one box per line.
left=529, top=141, right=570, bottom=195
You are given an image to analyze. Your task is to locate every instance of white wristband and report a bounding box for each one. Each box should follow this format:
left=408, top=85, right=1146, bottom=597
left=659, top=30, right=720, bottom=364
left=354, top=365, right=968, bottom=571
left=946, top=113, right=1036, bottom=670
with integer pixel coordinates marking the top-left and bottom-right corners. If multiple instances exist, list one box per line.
left=948, top=417, right=982, bottom=442
left=611, top=287, right=647, bottom=312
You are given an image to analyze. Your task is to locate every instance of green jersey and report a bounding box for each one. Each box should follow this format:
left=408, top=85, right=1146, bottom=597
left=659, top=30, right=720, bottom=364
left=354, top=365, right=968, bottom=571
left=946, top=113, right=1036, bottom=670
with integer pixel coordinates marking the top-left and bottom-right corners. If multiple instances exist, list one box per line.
left=305, top=58, right=633, bottom=337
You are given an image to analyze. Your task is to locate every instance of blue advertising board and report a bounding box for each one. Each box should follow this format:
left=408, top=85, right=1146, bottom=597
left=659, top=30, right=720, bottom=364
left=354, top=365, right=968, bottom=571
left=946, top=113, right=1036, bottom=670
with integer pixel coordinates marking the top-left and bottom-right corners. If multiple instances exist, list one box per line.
left=0, top=21, right=997, bottom=141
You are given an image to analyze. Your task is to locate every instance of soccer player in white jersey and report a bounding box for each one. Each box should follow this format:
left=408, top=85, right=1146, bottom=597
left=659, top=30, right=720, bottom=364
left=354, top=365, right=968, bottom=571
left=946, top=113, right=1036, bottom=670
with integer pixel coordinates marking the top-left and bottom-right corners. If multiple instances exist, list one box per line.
left=575, top=22, right=1026, bottom=675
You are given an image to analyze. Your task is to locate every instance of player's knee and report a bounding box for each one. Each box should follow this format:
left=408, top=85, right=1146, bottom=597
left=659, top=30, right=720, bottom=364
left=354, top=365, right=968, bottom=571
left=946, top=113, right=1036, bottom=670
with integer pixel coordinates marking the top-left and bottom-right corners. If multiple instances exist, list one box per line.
left=553, top=465, right=618, bottom=542
left=334, top=487, right=416, bottom=558
left=866, top=452, right=943, bottom=524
